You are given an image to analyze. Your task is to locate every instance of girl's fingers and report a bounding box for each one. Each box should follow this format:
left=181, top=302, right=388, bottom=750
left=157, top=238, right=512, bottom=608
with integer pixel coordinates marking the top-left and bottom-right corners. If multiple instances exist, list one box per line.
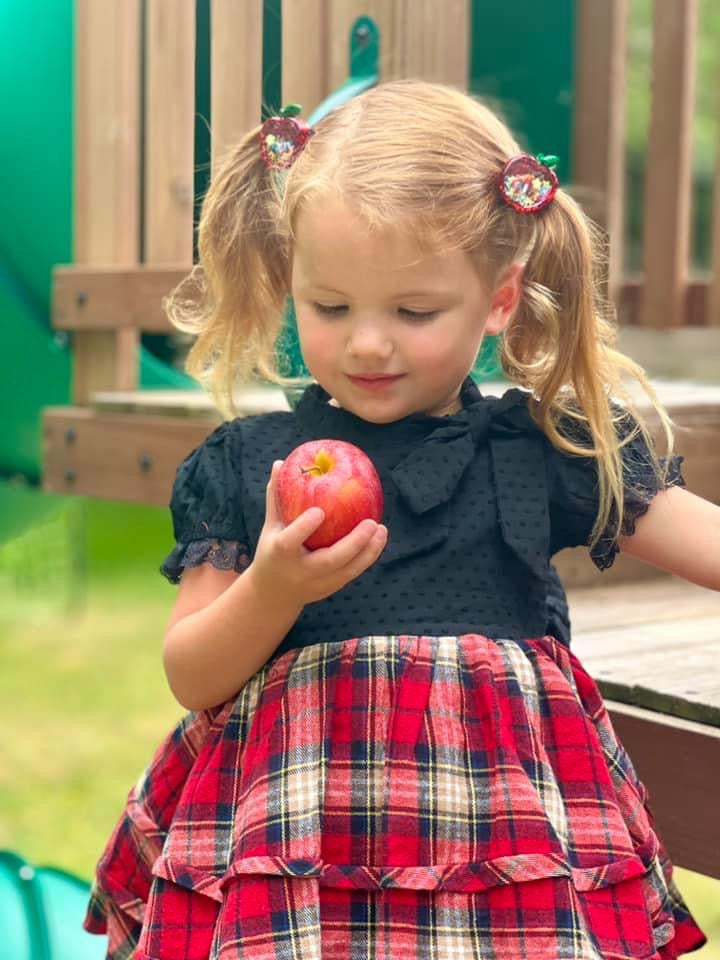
left=264, top=460, right=284, bottom=525
left=309, top=519, right=386, bottom=572
left=281, top=505, right=326, bottom=551
left=336, top=524, right=388, bottom=580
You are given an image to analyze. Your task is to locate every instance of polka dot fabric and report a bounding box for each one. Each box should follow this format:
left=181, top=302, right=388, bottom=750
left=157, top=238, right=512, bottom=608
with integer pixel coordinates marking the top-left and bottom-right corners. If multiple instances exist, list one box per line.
left=83, top=378, right=702, bottom=959
left=158, top=378, right=681, bottom=659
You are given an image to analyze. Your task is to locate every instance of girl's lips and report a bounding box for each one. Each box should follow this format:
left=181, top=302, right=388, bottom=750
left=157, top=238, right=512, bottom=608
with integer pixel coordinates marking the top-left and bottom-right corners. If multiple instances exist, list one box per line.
left=347, top=374, right=405, bottom=392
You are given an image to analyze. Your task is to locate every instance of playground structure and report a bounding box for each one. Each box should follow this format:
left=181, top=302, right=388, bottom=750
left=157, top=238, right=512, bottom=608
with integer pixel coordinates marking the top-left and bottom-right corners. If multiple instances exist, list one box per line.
left=28, top=0, right=720, bottom=881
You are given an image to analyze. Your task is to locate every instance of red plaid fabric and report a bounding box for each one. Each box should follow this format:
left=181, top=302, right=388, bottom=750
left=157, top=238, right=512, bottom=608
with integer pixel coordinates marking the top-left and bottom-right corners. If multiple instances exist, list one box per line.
left=85, top=635, right=706, bottom=959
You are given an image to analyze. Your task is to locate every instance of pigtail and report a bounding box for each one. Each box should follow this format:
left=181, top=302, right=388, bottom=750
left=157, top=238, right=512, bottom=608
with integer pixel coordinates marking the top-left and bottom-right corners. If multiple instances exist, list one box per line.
left=164, top=125, right=290, bottom=418
left=501, top=190, right=675, bottom=549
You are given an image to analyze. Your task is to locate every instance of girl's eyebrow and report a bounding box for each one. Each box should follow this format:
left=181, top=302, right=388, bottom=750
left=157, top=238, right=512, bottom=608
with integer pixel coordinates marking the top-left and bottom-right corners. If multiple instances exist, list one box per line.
left=305, top=285, right=348, bottom=296
left=304, top=284, right=454, bottom=299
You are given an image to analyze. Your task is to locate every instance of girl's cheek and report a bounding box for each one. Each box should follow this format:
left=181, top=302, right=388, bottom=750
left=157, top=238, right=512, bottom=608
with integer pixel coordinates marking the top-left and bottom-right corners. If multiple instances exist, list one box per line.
left=296, top=323, right=335, bottom=365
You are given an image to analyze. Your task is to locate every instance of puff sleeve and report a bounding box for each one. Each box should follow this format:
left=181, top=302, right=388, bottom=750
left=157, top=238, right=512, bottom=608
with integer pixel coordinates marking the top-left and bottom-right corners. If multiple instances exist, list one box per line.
left=159, top=422, right=251, bottom=584
left=547, top=414, right=685, bottom=570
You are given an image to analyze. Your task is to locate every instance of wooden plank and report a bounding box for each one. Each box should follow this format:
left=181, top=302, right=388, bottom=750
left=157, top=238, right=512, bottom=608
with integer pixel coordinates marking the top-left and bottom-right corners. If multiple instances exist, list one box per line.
left=570, top=577, right=720, bottom=725
left=282, top=0, right=329, bottom=116
left=617, top=324, right=720, bottom=383
left=570, top=576, right=720, bottom=632
left=92, top=384, right=290, bottom=417
left=573, top=0, right=628, bottom=296
left=53, top=265, right=189, bottom=333
left=211, top=0, right=264, bottom=172
left=710, top=90, right=720, bottom=327
left=618, top=275, right=708, bottom=327
left=74, top=0, right=141, bottom=264
left=640, top=0, right=698, bottom=328
left=43, top=408, right=219, bottom=506
left=52, top=269, right=716, bottom=334
left=394, top=0, right=469, bottom=87
left=605, top=702, right=720, bottom=878
left=144, top=0, right=196, bottom=264
left=73, top=0, right=142, bottom=401
left=328, top=1, right=396, bottom=86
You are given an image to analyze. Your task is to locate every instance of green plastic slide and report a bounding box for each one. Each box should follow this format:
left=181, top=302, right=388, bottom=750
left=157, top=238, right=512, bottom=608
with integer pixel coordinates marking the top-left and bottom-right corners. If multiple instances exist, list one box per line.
left=0, top=851, right=106, bottom=960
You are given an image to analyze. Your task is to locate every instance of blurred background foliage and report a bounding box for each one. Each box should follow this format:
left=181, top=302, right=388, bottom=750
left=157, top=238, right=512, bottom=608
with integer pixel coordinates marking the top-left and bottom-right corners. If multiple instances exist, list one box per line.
left=626, top=0, right=720, bottom=271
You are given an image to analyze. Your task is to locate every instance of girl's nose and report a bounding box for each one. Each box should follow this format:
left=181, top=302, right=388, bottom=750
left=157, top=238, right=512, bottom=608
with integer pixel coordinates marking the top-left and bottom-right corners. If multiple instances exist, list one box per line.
left=346, top=322, right=394, bottom=360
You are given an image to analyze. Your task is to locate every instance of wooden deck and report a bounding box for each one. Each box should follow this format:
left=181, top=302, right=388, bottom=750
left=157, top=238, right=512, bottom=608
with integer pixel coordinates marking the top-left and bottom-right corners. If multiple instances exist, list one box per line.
left=570, top=577, right=720, bottom=879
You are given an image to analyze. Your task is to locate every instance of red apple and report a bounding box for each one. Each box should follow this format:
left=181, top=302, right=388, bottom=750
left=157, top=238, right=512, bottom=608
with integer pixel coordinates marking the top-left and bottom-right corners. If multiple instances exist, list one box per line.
left=276, top=440, right=384, bottom=549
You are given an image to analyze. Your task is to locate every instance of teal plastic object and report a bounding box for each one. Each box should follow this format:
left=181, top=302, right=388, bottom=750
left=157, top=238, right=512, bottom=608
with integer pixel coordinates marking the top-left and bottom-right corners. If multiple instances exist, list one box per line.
left=0, top=851, right=106, bottom=960
left=0, top=0, right=200, bottom=485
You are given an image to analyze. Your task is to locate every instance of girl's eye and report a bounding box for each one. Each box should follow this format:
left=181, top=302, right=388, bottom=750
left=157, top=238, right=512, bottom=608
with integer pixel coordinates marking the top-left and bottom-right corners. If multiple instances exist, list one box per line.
left=312, top=303, right=347, bottom=316
left=399, top=308, right=438, bottom=321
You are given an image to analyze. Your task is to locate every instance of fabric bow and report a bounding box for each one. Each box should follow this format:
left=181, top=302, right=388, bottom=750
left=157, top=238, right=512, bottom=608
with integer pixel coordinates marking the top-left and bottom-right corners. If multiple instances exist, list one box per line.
left=381, top=390, right=550, bottom=581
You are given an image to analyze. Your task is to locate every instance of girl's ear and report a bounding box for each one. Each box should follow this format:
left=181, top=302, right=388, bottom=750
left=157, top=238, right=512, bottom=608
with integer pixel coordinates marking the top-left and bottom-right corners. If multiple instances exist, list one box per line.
left=485, top=263, right=523, bottom=335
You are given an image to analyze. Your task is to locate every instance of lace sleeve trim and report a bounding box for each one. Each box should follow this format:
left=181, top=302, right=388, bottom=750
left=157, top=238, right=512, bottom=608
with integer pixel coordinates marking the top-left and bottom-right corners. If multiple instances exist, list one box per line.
left=160, top=538, right=251, bottom=585
left=590, top=454, right=685, bottom=571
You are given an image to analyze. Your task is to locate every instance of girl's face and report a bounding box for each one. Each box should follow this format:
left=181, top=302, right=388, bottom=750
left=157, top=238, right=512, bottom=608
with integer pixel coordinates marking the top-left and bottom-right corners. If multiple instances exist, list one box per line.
left=291, top=197, right=519, bottom=423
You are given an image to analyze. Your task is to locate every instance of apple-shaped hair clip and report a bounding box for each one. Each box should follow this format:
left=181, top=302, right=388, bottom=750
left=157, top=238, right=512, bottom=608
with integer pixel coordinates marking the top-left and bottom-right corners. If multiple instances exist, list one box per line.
left=499, top=153, right=559, bottom=214
left=259, top=103, right=314, bottom=170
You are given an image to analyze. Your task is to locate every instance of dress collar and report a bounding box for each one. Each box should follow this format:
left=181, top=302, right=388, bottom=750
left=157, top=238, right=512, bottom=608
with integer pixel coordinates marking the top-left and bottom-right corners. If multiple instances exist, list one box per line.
left=294, top=377, right=485, bottom=446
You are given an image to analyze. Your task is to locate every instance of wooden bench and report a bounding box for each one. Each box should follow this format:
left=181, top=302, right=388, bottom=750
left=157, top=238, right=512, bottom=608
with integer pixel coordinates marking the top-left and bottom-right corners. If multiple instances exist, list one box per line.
left=570, top=577, right=720, bottom=879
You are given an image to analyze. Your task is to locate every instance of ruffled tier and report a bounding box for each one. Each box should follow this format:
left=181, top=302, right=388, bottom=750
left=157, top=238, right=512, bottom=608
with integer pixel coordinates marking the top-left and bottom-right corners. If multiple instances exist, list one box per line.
left=85, top=634, right=706, bottom=960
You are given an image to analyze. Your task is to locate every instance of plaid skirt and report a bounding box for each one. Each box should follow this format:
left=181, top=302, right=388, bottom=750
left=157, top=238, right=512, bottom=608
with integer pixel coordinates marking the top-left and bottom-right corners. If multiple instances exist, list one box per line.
left=85, top=634, right=706, bottom=960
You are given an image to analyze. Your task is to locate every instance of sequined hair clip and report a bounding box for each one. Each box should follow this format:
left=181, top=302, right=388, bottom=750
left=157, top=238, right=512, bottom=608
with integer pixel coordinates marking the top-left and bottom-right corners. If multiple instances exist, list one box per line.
left=499, top=153, right=559, bottom=214
left=259, top=103, right=314, bottom=169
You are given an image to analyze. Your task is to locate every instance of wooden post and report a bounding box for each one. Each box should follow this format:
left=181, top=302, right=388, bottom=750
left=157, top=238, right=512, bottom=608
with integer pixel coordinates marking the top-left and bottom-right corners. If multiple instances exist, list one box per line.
left=72, top=0, right=141, bottom=402
left=640, top=0, right=698, bottom=328
left=573, top=0, right=628, bottom=299
left=144, top=0, right=196, bottom=265
left=284, top=0, right=470, bottom=103
left=282, top=0, right=329, bottom=115
left=709, top=80, right=720, bottom=326
left=327, top=1, right=397, bottom=86
left=393, top=0, right=469, bottom=88
left=211, top=0, right=264, bottom=173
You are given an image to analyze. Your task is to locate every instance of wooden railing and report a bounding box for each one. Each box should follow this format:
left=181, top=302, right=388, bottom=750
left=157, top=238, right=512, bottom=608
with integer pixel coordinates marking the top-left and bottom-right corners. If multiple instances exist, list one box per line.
left=62, top=0, right=471, bottom=405
left=60, top=1, right=719, bottom=410
left=48, top=0, right=720, bottom=508
left=575, top=0, right=719, bottom=328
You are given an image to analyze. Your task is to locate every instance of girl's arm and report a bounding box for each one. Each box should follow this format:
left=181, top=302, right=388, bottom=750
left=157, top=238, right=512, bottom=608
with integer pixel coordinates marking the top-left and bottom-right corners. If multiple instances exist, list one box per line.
left=619, top=486, right=720, bottom=590
left=163, top=461, right=387, bottom=711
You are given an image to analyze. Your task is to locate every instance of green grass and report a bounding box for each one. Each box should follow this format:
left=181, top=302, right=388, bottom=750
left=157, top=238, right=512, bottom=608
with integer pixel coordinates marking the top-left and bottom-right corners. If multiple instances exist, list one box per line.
left=0, top=502, right=719, bottom=955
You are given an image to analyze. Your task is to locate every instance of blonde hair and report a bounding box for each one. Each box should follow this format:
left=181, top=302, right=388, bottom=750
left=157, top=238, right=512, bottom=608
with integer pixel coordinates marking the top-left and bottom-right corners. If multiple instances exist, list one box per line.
left=165, top=79, right=674, bottom=550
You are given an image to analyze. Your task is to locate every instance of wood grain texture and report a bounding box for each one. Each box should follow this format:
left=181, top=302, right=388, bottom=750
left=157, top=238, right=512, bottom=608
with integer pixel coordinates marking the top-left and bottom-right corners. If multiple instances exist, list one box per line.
left=640, top=0, right=698, bottom=328
left=211, top=0, right=264, bottom=172
left=144, top=0, right=196, bottom=264
left=710, top=72, right=720, bottom=327
left=571, top=577, right=720, bottom=725
left=573, top=0, right=628, bottom=295
left=73, top=0, right=142, bottom=400
left=43, top=408, right=218, bottom=506
left=605, top=702, right=720, bottom=877
left=53, top=265, right=189, bottom=333
left=282, top=0, right=329, bottom=114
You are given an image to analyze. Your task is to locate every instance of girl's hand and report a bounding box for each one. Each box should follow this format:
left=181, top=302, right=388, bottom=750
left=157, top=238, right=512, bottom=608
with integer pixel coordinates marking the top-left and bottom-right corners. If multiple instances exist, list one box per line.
left=249, top=460, right=388, bottom=607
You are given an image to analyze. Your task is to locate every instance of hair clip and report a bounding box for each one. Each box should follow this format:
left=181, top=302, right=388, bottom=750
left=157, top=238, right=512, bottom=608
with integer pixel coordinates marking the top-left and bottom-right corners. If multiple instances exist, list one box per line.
left=499, top=153, right=559, bottom=214
left=259, top=104, right=314, bottom=170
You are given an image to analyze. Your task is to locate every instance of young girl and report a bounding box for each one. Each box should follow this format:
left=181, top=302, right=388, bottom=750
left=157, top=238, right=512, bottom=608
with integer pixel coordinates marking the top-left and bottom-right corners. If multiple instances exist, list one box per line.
left=85, top=80, right=718, bottom=959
